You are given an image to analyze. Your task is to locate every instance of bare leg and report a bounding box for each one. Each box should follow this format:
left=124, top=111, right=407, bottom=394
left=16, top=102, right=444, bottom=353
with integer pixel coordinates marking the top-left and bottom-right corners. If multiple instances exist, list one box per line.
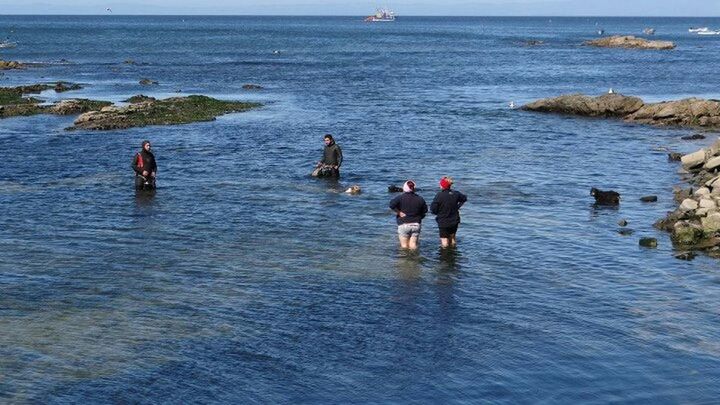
left=449, top=234, right=457, bottom=247
left=398, top=235, right=410, bottom=249
left=408, top=235, right=419, bottom=250
left=440, top=238, right=450, bottom=248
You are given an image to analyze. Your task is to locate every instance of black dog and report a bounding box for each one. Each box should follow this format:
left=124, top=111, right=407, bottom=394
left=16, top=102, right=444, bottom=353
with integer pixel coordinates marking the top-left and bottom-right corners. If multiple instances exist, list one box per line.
left=591, top=187, right=620, bottom=205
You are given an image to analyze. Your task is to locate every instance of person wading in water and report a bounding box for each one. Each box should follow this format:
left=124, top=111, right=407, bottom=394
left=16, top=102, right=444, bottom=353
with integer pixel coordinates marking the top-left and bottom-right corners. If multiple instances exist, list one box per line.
left=389, top=180, right=428, bottom=251
left=430, top=176, right=467, bottom=248
left=131, top=140, right=157, bottom=190
left=313, top=134, right=343, bottom=178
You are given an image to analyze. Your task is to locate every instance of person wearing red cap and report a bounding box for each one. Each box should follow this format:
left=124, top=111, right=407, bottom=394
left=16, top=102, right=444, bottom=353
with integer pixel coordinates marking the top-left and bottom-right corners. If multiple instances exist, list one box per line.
left=430, top=176, right=467, bottom=248
left=389, top=180, right=428, bottom=250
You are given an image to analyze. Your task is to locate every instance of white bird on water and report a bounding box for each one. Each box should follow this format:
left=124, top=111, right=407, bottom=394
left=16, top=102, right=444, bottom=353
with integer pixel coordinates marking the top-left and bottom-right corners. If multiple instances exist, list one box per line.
left=509, top=101, right=515, bottom=109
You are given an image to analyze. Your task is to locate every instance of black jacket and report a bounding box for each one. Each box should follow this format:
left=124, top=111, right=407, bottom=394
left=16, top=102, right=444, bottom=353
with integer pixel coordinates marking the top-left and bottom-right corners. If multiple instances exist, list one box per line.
left=321, top=142, right=343, bottom=167
left=389, top=192, right=428, bottom=225
left=430, top=189, right=467, bottom=227
left=132, top=150, right=157, bottom=176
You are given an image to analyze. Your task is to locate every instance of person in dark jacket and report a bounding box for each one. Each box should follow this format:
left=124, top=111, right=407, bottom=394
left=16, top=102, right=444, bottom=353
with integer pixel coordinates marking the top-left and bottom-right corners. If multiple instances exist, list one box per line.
left=430, top=176, right=467, bottom=248
left=389, top=180, right=428, bottom=250
left=131, top=140, right=157, bottom=190
left=314, top=134, right=343, bottom=177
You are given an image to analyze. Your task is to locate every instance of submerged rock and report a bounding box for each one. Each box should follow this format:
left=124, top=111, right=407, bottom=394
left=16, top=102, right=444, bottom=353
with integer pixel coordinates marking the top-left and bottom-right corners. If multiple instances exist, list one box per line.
left=139, top=78, right=159, bottom=86
left=639, top=237, right=658, bottom=248
left=585, top=35, right=676, bottom=50
left=640, top=195, right=658, bottom=203
left=70, top=95, right=261, bottom=131
left=242, top=84, right=264, bottom=90
left=681, top=133, right=706, bottom=140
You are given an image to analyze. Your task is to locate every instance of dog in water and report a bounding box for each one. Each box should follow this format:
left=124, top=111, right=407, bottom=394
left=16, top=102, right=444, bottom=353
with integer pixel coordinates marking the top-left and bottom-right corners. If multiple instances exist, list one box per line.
left=345, top=185, right=362, bottom=195
left=590, top=187, right=620, bottom=205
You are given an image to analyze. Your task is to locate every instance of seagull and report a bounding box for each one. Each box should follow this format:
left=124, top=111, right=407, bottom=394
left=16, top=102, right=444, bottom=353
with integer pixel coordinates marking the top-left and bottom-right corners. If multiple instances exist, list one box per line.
left=608, top=88, right=615, bottom=94
left=509, top=101, right=515, bottom=109
left=106, top=7, right=112, bottom=13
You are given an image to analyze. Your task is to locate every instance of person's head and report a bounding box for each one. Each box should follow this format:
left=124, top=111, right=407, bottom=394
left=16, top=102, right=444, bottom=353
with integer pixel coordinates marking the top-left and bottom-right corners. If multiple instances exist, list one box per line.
left=324, top=134, right=334, bottom=146
left=403, top=180, right=416, bottom=193
left=440, top=176, right=453, bottom=190
left=142, top=140, right=151, bottom=151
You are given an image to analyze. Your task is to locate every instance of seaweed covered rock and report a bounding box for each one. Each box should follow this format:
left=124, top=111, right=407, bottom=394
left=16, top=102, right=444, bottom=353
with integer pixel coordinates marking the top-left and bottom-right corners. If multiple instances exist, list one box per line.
left=48, top=99, right=112, bottom=115
left=123, top=94, right=156, bottom=103
left=70, top=95, right=261, bottom=131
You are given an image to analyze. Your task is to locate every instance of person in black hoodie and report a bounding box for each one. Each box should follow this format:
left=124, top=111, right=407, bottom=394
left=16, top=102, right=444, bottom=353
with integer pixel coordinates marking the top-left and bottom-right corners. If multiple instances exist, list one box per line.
left=430, top=176, right=467, bottom=248
left=314, top=134, right=343, bottom=177
left=389, top=180, right=428, bottom=250
left=131, top=140, right=157, bottom=190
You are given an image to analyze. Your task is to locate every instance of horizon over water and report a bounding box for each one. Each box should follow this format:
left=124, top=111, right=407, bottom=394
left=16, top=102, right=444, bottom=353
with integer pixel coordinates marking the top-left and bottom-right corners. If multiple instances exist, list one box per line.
left=1, top=16, right=720, bottom=403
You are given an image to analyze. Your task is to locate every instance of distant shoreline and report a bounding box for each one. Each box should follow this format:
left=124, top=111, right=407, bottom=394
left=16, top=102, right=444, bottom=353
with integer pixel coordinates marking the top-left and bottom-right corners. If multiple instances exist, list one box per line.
left=1, top=15, right=720, bottom=18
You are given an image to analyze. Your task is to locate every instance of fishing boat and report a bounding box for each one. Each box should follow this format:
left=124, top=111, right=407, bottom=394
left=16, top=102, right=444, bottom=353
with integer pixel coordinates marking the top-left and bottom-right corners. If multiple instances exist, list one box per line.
left=689, top=27, right=709, bottom=33
left=364, top=8, right=396, bottom=22
left=697, top=29, right=720, bottom=36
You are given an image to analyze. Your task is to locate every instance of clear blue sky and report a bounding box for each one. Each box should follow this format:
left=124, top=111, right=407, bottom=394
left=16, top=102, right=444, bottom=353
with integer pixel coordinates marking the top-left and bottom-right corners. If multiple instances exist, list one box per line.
left=0, top=0, right=717, bottom=16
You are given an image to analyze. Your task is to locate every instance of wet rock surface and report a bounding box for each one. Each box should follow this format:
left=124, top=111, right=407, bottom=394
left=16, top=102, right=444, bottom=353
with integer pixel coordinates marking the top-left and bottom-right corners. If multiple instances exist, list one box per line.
left=524, top=93, right=720, bottom=130
left=585, top=35, right=676, bottom=50
left=654, top=137, right=720, bottom=254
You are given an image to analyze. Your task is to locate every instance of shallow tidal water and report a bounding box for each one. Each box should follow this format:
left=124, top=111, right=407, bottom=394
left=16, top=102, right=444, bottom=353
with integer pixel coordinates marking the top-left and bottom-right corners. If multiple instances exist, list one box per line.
left=1, top=16, right=720, bottom=403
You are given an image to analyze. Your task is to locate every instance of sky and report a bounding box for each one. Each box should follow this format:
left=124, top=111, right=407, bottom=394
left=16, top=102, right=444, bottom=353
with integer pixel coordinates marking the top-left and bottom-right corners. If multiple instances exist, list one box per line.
left=0, top=0, right=718, bottom=16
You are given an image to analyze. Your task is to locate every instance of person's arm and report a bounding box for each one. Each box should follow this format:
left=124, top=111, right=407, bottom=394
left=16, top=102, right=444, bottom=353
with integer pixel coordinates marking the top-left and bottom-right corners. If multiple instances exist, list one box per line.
left=151, top=156, right=157, bottom=176
left=131, top=153, right=142, bottom=175
left=458, top=192, right=467, bottom=208
left=421, top=199, right=428, bottom=219
left=389, top=196, right=404, bottom=217
left=336, top=145, right=343, bottom=168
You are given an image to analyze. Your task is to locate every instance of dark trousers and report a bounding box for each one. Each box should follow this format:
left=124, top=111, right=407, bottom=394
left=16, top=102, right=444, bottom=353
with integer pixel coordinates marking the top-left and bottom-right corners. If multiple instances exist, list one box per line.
left=135, top=175, right=156, bottom=190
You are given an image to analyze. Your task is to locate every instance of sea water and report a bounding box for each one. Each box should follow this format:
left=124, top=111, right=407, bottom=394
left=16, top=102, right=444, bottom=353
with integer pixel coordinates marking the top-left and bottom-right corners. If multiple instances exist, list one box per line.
left=1, top=16, right=720, bottom=403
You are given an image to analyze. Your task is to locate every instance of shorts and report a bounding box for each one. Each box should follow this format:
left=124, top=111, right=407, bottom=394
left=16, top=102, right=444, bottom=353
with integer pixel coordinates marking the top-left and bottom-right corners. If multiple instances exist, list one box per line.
left=397, top=223, right=421, bottom=238
left=438, top=224, right=459, bottom=238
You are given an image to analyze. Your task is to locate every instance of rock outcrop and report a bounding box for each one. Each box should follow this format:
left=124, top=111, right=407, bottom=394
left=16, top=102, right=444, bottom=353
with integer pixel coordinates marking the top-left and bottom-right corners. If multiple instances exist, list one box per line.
left=523, top=93, right=720, bottom=130
left=0, top=60, right=25, bottom=70
left=585, top=35, right=676, bottom=50
left=654, top=138, right=720, bottom=256
left=70, top=95, right=261, bottom=130
left=523, top=94, right=644, bottom=118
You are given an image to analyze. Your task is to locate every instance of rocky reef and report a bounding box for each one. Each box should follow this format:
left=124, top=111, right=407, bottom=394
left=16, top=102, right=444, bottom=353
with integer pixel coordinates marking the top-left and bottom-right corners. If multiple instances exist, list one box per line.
left=0, top=60, right=25, bottom=70
left=523, top=93, right=720, bottom=130
left=1, top=84, right=261, bottom=129
left=70, top=95, right=261, bottom=130
left=0, top=83, right=110, bottom=118
left=655, top=138, right=720, bottom=257
left=585, top=35, right=676, bottom=50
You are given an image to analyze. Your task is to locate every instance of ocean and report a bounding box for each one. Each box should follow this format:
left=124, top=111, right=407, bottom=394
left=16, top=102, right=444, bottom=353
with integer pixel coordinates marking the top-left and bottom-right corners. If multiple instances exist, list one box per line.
left=1, top=16, right=720, bottom=403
